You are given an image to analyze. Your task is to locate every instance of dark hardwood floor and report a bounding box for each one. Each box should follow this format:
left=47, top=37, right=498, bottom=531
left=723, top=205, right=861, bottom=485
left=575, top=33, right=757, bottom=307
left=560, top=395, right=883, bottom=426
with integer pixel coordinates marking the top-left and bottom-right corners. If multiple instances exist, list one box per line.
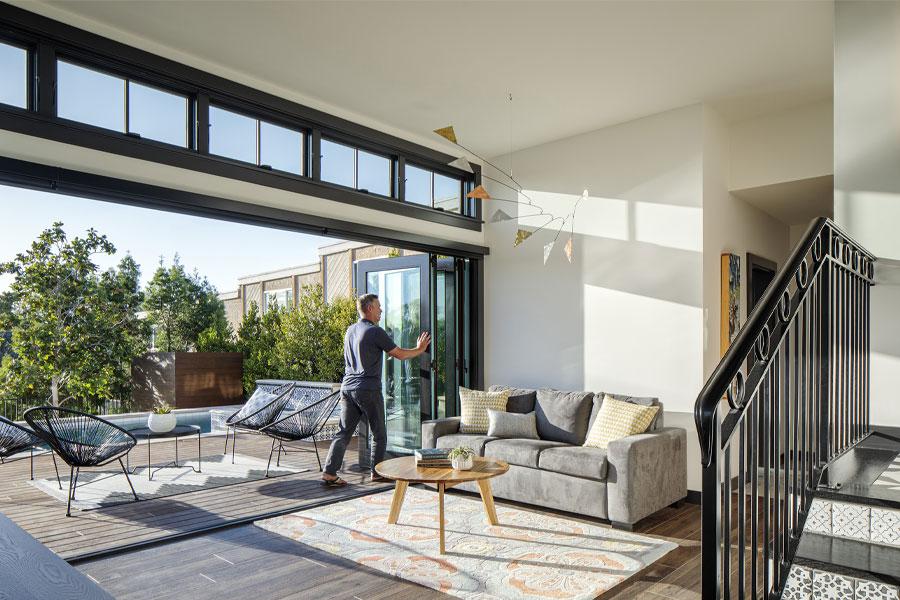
left=1, top=433, right=705, bottom=599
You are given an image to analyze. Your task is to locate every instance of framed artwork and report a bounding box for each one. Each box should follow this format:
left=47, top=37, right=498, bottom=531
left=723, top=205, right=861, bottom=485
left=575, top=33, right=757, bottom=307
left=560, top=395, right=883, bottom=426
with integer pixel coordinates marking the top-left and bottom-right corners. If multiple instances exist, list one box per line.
left=721, top=253, right=741, bottom=356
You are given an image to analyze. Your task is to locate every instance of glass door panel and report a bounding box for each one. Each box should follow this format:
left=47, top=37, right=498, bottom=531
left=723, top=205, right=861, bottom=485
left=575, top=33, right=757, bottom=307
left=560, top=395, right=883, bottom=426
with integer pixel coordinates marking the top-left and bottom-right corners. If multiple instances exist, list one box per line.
left=356, top=254, right=430, bottom=454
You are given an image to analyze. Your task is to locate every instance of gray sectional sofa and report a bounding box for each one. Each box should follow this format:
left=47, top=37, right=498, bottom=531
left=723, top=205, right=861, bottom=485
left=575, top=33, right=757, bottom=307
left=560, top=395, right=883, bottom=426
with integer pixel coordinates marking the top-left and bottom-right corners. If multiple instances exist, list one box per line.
left=421, top=386, right=687, bottom=529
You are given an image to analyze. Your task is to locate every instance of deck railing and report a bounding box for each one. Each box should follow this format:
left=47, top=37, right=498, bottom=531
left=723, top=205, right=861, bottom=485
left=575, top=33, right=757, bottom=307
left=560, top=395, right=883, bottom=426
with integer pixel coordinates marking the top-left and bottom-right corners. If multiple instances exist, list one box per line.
left=694, top=217, right=875, bottom=599
left=0, top=397, right=126, bottom=422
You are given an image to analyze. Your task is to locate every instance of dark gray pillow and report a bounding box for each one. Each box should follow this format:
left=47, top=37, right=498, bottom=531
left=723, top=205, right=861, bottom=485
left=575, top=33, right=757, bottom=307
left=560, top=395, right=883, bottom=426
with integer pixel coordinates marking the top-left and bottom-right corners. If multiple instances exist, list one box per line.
left=488, top=385, right=537, bottom=414
left=486, top=409, right=539, bottom=439
left=588, top=392, right=662, bottom=431
left=534, top=389, right=595, bottom=444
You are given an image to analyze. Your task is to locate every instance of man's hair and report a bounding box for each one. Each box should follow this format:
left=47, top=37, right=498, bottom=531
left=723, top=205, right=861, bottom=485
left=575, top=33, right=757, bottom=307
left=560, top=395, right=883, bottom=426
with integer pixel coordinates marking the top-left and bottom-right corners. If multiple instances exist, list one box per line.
left=357, top=293, right=379, bottom=315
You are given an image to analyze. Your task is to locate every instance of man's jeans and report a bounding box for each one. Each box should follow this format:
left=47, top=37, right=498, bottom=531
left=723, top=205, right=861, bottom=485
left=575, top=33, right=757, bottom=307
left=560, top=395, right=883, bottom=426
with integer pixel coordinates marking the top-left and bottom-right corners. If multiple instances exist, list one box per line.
left=324, top=389, right=387, bottom=476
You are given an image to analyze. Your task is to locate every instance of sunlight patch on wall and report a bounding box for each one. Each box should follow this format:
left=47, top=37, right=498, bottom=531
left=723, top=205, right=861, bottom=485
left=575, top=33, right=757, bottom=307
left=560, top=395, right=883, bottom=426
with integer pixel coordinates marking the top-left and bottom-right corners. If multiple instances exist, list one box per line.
left=583, top=285, right=703, bottom=413
left=515, top=190, right=628, bottom=240
left=634, top=201, right=702, bottom=252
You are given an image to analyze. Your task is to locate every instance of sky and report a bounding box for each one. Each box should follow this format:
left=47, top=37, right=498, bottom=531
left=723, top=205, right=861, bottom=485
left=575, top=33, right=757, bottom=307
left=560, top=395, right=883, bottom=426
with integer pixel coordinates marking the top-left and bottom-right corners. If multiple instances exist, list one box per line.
left=0, top=184, right=340, bottom=294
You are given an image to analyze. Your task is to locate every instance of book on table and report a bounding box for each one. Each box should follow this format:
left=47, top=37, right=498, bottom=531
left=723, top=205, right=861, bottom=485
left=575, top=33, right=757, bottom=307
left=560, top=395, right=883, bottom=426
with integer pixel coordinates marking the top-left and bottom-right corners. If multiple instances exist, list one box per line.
left=414, top=448, right=451, bottom=467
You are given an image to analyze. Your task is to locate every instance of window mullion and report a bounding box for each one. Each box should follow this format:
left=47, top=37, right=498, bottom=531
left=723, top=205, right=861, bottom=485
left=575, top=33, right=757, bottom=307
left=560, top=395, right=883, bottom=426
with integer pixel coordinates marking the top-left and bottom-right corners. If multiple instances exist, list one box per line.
left=197, top=93, right=209, bottom=154
left=36, top=42, right=55, bottom=118
left=397, top=156, right=406, bottom=201
left=311, top=128, right=321, bottom=180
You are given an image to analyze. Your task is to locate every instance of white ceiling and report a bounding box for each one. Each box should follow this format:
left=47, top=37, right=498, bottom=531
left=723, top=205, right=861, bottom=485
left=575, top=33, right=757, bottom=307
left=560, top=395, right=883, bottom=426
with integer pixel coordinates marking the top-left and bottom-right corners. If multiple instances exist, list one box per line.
left=22, top=1, right=833, bottom=158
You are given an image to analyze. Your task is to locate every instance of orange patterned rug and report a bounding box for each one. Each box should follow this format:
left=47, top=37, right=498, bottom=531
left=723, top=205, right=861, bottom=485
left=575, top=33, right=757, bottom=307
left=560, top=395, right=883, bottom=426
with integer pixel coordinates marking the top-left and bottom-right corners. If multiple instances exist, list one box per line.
left=255, top=486, right=676, bottom=599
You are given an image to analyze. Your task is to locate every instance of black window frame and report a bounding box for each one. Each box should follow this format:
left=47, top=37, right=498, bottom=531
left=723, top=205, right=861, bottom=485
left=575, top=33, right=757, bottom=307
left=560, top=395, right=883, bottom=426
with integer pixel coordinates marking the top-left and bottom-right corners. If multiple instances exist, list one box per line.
left=0, top=4, right=482, bottom=230
left=405, top=161, right=466, bottom=214
left=0, top=35, right=34, bottom=112
left=320, top=134, right=395, bottom=200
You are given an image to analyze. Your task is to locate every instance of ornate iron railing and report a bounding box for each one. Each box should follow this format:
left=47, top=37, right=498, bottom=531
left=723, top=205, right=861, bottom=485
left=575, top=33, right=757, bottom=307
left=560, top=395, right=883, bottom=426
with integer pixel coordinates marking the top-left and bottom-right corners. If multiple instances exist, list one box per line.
left=694, top=217, right=875, bottom=599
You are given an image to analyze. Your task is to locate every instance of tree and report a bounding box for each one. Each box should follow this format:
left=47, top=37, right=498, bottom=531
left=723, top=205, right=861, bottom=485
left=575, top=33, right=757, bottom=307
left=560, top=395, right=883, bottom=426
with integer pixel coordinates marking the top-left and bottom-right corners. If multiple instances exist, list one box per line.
left=0, top=223, right=147, bottom=406
left=143, top=256, right=227, bottom=352
left=236, top=301, right=284, bottom=394
left=276, top=285, right=356, bottom=385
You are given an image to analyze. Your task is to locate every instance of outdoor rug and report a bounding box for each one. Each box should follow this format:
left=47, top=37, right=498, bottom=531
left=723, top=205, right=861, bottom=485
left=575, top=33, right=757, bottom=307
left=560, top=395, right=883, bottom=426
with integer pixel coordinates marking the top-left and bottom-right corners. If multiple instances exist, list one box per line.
left=255, top=486, right=677, bottom=600
left=30, top=453, right=307, bottom=510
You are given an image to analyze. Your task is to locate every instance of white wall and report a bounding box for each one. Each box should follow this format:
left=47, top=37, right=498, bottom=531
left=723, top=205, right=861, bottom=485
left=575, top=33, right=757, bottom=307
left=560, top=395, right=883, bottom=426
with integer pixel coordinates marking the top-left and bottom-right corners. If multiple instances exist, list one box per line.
left=483, top=104, right=705, bottom=414
left=729, top=100, right=833, bottom=191
left=702, top=108, right=792, bottom=378
left=835, top=0, right=900, bottom=426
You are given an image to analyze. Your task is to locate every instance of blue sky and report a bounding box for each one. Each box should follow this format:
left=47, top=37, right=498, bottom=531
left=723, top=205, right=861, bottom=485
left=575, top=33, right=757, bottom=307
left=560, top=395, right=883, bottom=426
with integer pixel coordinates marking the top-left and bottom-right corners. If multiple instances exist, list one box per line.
left=0, top=184, right=338, bottom=294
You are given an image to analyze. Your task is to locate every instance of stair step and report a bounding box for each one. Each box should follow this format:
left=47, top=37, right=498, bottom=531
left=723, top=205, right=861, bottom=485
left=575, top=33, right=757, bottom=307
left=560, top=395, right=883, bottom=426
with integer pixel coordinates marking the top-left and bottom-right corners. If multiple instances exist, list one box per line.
left=793, top=533, right=900, bottom=586
left=783, top=563, right=899, bottom=600
left=805, top=498, right=900, bottom=548
left=817, top=427, right=900, bottom=511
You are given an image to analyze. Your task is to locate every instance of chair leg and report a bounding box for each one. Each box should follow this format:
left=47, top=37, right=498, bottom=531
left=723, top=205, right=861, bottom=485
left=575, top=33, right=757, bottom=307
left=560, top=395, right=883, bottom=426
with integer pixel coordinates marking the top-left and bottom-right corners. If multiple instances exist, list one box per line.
left=276, top=442, right=282, bottom=467
left=265, top=438, right=277, bottom=478
left=223, top=427, right=230, bottom=455
left=232, top=429, right=237, bottom=464
left=51, top=453, right=61, bottom=490
left=30, top=446, right=34, bottom=480
left=119, top=458, right=139, bottom=501
left=71, top=467, right=80, bottom=501
left=66, top=466, right=75, bottom=517
left=314, top=439, right=323, bottom=472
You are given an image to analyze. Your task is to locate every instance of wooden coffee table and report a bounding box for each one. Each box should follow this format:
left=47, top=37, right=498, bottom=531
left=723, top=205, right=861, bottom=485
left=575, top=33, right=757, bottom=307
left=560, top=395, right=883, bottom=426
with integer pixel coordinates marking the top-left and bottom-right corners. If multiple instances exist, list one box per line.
left=374, top=456, right=509, bottom=554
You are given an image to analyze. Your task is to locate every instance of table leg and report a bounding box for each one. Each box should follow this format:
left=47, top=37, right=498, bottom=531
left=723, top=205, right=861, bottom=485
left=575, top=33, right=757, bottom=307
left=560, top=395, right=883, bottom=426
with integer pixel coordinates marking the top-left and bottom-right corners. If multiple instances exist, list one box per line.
left=477, top=479, right=499, bottom=525
left=198, top=430, right=202, bottom=473
left=438, top=482, right=446, bottom=554
left=174, top=435, right=179, bottom=467
left=387, top=480, right=408, bottom=524
left=147, top=437, right=152, bottom=480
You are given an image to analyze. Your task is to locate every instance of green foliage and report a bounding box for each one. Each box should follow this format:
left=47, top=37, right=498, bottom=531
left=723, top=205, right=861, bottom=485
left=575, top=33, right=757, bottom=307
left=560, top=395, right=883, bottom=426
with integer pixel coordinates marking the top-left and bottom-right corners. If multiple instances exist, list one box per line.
left=230, top=286, right=357, bottom=396
left=0, top=223, right=147, bottom=405
left=196, top=320, right=238, bottom=353
left=447, top=445, right=475, bottom=460
left=143, top=255, right=226, bottom=352
left=153, top=401, right=172, bottom=414
left=276, top=285, right=357, bottom=385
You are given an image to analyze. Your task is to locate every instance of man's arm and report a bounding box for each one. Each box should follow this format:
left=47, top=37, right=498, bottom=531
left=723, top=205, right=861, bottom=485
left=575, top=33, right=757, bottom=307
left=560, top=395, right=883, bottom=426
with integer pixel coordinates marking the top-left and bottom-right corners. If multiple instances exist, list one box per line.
left=387, top=332, right=431, bottom=361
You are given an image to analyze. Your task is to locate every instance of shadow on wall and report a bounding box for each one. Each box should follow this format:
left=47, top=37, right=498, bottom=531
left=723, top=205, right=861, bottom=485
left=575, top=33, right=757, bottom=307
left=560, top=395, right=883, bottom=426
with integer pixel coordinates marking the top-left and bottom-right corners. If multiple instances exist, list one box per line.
left=485, top=186, right=703, bottom=413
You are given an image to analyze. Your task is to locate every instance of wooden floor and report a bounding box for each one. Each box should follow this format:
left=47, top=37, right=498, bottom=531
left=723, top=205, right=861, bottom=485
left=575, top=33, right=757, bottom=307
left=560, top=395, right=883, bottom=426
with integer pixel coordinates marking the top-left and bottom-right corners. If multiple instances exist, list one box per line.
left=0, top=433, right=390, bottom=561
left=77, top=486, right=704, bottom=599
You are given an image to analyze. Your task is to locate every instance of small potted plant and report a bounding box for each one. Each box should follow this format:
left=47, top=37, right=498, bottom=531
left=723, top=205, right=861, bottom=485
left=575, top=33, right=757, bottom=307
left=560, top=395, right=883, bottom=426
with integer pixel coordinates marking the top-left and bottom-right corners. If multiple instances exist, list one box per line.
left=148, top=401, right=177, bottom=433
left=448, top=445, right=476, bottom=470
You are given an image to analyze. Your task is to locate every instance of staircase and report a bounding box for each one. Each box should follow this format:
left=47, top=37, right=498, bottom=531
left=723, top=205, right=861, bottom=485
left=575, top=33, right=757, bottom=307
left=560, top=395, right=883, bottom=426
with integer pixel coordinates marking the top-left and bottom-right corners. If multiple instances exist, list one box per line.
left=694, top=218, right=899, bottom=599
left=782, top=428, right=900, bottom=599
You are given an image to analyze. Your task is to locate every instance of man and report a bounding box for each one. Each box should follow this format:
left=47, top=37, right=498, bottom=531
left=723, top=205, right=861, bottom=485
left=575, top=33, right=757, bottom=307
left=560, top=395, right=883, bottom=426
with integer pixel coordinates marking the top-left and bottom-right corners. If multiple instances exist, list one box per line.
left=322, top=293, right=430, bottom=486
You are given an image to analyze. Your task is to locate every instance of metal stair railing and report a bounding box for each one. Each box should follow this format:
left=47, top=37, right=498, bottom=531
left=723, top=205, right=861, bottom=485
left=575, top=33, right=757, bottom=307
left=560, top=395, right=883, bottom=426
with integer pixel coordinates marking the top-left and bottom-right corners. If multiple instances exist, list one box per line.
left=694, top=217, right=875, bottom=599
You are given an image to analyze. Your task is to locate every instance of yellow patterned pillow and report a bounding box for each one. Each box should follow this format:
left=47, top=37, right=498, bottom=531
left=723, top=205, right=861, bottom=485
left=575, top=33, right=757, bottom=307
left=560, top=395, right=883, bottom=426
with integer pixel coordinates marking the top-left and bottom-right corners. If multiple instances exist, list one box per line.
left=583, top=395, right=660, bottom=449
left=459, top=387, right=510, bottom=434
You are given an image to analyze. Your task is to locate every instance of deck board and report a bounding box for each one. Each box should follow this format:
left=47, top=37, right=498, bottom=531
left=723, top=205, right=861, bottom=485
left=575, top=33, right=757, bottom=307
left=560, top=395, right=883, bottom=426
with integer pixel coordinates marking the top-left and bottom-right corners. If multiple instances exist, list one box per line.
left=0, top=433, right=386, bottom=561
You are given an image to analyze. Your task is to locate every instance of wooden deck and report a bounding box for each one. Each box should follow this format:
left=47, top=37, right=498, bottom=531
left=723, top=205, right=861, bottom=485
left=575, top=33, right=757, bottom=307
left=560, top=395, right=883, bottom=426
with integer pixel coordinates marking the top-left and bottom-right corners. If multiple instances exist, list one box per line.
left=0, top=433, right=388, bottom=562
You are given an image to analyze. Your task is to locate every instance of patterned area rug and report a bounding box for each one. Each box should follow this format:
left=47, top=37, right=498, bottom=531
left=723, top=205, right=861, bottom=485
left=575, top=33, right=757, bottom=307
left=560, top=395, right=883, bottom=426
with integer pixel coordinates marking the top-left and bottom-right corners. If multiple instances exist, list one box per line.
left=872, top=455, right=900, bottom=492
left=30, top=453, right=307, bottom=510
left=256, top=486, right=677, bottom=599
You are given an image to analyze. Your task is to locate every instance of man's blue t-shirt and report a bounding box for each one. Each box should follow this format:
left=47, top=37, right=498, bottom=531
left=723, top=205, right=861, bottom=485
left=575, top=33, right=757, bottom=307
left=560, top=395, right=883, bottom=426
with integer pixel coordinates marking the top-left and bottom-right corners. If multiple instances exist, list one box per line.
left=341, top=319, right=397, bottom=391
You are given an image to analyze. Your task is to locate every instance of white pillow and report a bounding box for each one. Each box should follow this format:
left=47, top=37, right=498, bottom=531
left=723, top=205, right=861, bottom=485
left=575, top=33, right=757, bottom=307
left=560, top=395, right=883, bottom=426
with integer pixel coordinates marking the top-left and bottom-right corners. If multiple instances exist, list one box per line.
left=487, top=409, right=539, bottom=439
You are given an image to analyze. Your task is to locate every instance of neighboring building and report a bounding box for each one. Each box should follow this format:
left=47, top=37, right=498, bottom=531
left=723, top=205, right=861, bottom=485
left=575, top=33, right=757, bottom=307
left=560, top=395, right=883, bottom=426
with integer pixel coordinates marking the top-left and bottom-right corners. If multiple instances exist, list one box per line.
left=218, top=240, right=416, bottom=329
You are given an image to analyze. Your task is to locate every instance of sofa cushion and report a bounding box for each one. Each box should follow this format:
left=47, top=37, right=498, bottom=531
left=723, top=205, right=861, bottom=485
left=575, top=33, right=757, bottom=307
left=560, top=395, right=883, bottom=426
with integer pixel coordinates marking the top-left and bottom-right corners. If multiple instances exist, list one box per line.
left=488, top=385, right=537, bottom=414
left=538, top=446, right=609, bottom=481
left=483, top=438, right=567, bottom=468
left=487, top=409, right=539, bottom=439
left=589, top=392, right=663, bottom=431
left=459, top=387, right=510, bottom=434
left=584, top=396, right=660, bottom=449
left=534, top=389, right=595, bottom=444
left=436, top=433, right=497, bottom=456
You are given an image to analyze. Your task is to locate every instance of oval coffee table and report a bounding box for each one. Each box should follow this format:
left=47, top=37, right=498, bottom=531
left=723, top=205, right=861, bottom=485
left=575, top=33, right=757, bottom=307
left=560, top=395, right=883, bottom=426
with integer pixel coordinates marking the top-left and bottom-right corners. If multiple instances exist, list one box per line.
left=375, top=456, right=509, bottom=554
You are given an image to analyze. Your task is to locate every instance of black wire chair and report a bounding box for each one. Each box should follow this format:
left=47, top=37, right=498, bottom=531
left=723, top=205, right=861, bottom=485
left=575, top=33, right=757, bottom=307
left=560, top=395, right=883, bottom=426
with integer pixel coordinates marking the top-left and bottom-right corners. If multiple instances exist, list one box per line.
left=24, top=406, right=139, bottom=517
left=0, top=415, right=62, bottom=487
left=223, top=382, right=295, bottom=463
left=260, top=389, right=341, bottom=476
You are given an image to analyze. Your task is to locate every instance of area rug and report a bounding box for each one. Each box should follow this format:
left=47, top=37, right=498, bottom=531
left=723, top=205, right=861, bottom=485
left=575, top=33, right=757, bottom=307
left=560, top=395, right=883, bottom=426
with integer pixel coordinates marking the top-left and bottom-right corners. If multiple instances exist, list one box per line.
left=255, top=486, right=677, bottom=599
left=30, top=453, right=307, bottom=510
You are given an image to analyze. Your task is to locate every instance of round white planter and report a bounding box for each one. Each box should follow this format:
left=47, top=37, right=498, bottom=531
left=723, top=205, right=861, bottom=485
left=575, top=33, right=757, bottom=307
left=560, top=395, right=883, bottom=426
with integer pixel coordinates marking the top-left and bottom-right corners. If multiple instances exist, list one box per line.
left=451, top=455, right=474, bottom=470
left=148, top=412, right=177, bottom=433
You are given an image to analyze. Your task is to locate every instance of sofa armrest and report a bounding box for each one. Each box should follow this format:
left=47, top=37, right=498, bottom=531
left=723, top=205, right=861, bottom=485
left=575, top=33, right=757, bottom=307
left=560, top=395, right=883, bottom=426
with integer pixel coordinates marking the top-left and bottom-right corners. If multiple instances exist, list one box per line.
left=421, top=417, right=462, bottom=448
left=605, top=427, right=687, bottom=526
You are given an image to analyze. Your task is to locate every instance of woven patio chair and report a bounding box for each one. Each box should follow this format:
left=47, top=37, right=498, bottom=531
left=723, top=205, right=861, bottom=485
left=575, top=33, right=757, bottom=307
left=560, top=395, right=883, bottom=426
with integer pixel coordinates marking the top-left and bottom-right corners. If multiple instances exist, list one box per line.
left=260, top=389, right=341, bottom=476
left=24, top=406, right=138, bottom=517
left=0, top=415, right=62, bottom=487
left=223, top=382, right=295, bottom=463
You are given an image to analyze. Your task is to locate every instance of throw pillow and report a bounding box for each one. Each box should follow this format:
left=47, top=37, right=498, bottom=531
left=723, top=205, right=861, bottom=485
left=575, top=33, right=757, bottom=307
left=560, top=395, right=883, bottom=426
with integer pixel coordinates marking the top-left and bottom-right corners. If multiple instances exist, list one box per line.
left=488, top=385, right=537, bottom=413
left=486, top=409, right=539, bottom=439
left=459, top=387, right=510, bottom=434
left=534, top=389, right=595, bottom=444
left=583, top=395, right=660, bottom=449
